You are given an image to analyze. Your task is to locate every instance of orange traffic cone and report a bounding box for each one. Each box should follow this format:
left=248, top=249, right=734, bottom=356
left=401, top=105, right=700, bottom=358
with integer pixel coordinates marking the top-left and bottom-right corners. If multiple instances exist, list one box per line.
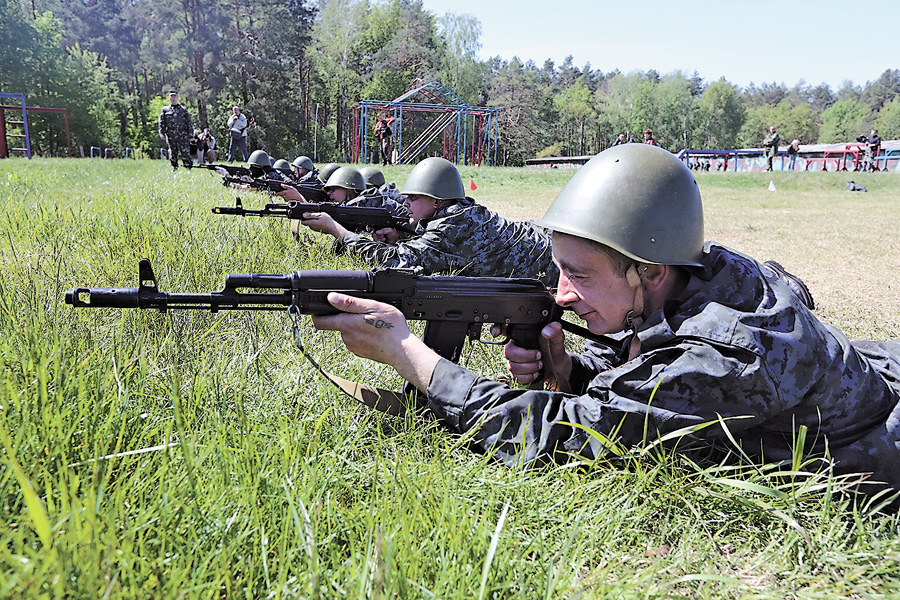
left=469, top=178, right=477, bottom=191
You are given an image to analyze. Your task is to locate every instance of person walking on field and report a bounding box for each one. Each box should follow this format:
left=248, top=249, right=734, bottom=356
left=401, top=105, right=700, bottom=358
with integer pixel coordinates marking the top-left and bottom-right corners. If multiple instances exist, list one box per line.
left=227, top=106, right=249, bottom=163
left=763, top=125, right=780, bottom=172
left=158, top=90, right=194, bottom=171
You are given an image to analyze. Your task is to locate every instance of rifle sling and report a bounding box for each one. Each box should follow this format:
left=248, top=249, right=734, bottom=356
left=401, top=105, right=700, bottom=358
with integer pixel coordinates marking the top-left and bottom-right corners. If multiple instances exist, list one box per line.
left=319, top=371, right=409, bottom=417
left=289, top=308, right=411, bottom=417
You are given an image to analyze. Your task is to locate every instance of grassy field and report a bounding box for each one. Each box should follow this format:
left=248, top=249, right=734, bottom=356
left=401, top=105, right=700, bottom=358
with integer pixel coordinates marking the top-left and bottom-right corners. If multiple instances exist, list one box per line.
left=2, top=157, right=900, bottom=598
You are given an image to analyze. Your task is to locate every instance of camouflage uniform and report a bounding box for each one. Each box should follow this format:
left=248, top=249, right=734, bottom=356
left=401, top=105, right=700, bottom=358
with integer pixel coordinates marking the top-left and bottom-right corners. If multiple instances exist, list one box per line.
left=296, top=168, right=320, bottom=185
left=337, top=197, right=559, bottom=287
left=345, top=188, right=409, bottom=220
left=423, top=243, right=900, bottom=500
left=159, top=103, right=194, bottom=169
left=378, top=182, right=406, bottom=204
left=763, top=129, right=780, bottom=172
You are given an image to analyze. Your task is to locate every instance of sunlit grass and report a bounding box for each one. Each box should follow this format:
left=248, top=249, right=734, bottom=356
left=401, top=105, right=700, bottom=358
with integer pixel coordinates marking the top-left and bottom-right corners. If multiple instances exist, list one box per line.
left=2, top=158, right=900, bottom=598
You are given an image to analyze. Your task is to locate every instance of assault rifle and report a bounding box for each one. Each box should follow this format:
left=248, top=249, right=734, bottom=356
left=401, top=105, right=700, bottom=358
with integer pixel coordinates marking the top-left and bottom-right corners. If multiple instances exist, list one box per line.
left=189, top=163, right=253, bottom=177
left=212, top=198, right=417, bottom=235
left=222, top=176, right=330, bottom=203
left=65, top=260, right=611, bottom=410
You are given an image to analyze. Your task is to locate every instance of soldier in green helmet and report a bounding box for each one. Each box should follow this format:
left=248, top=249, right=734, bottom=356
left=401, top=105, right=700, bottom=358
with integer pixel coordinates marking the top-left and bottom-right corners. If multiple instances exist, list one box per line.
left=223, top=149, right=279, bottom=190
left=312, top=143, right=900, bottom=506
left=359, top=166, right=406, bottom=206
left=301, top=157, right=557, bottom=286
left=290, top=155, right=319, bottom=184
left=271, top=159, right=292, bottom=177
left=317, top=163, right=341, bottom=186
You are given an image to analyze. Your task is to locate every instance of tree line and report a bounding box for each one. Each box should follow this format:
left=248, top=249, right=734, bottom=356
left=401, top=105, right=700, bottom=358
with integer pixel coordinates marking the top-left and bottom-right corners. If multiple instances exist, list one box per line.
left=3, top=0, right=900, bottom=165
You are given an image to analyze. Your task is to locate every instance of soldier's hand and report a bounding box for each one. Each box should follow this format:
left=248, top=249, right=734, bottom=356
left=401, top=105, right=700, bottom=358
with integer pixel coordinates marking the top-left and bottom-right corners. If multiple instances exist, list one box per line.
left=372, top=227, right=400, bottom=244
left=301, top=212, right=346, bottom=239
left=499, top=321, right=572, bottom=386
left=312, top=293, right=440, bottom=390
left=275, top=186, right=304, bottom=202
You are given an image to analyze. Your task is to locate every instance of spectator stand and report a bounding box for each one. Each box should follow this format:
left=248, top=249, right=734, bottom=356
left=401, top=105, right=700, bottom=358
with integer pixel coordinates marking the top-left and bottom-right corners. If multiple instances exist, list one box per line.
left=679, top=141, right=900, bottom=172
left=352, top=82, right=501, bottom=166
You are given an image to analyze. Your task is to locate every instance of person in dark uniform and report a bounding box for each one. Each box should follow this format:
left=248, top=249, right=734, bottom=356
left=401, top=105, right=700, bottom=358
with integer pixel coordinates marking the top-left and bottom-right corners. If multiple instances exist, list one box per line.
left=158, top=90, right=194, bottom=171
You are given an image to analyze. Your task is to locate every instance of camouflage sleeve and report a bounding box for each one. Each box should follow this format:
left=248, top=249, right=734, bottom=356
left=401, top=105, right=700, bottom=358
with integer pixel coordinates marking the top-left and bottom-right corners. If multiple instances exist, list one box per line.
left=567, top=341, right=621, bottom=394
left=158, top=110, right=166, bottom=137
left=425, top=335, right=786, bottom=465
left=339, top=219, right=469, bottom=273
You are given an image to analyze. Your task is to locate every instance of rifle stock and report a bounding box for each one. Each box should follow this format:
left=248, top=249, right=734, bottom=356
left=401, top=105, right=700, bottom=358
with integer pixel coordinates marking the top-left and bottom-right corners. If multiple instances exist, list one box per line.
left=212, top=198, right=416, bottom=235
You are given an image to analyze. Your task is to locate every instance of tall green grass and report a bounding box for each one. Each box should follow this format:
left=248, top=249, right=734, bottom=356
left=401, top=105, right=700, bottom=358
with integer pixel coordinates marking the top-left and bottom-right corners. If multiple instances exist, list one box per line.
left=2, top=158, right=900, bottom=598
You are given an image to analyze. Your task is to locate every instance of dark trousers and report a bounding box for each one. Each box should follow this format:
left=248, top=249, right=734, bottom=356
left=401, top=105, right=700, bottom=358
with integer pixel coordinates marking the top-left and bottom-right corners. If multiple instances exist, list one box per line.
left=228, top=135, right=248, bottom=162
left=379, top=136, right=393, bottom=165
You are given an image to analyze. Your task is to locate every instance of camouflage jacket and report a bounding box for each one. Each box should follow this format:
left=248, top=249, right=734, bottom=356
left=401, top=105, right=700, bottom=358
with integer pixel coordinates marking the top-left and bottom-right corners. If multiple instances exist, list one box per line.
left=378, top=182, right=406, bottom=205
left=158, top=103, right=193, bottom=140
left=424, top=243, right=900, bottom=497
left=763, top=131, right=780, bottom=157
left=337, top=197, right=558, bottom=286
left=296, top=169, right=320, bottom=185
left=345, top=188, right=409, bottom=219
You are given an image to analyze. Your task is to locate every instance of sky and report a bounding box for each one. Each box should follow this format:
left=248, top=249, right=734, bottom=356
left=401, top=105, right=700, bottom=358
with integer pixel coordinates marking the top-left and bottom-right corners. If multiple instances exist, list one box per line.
left=418, top=0, right=895, bottom=91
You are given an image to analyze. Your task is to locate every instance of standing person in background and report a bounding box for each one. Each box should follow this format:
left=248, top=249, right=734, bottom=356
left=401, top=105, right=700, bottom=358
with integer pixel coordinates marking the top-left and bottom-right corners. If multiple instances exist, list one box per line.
left=866, top=129, right=882, bottom=172
left=200, top=128, right=216, bottom=163
left=642, top=129, right=659, bottom=147
left=612, top=133, right=627, bottom=146
left=374, top=117, right=394, bottom=166
left=227, top=106, right=249, bottom=163
left=158, top=90, right=194, bottom=171
left=787, top=139, right=800, bottom=170
left=763, top=125, right=780, bottom=172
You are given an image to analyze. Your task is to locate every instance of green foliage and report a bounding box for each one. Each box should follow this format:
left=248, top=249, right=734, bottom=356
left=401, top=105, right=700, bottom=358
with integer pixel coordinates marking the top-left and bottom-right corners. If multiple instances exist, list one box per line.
left=697, top=79, right=745, bottom=149
left=875, top=97, right=900, bottom=139
left=820, top=99, right=871, bottom=143
left=739, top=100, right=817, bottom=148
left=9, top=0, right=900, bottom=165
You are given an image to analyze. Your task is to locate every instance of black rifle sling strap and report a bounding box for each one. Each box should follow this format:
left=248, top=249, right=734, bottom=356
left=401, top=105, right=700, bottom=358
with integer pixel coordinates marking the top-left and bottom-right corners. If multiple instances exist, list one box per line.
left=289, top=306, right=410, bottom=417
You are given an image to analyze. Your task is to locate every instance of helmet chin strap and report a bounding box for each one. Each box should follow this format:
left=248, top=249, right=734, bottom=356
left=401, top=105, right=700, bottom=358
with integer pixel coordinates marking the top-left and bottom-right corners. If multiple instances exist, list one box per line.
left=623, top=264, right=647, bottom=361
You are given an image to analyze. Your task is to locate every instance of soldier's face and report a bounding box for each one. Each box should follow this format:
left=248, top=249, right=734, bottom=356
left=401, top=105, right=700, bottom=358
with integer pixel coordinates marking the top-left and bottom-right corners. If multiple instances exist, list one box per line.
left=404, top=194, right=438, bottom=224
left=294, top=167, right=309, bottom=177
left=326, top=187, right=351, bottom=204
left=169, top=94, right=178, bottom=104
left=551, top=233, right=637, bottom=335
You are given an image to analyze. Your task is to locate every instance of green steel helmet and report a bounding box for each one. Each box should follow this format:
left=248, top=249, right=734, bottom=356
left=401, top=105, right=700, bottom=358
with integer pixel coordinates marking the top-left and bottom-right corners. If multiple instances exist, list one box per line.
left=272, top=159, right=292, bottom=174
left=247, top=149, right=271, bottom=168
left=359, top=166, right=385, bottom=188
left=292, top=155, right=314, bottom=171
left=401, top=157, right=465, bottom=201
left=318, top=162, right=341, bottom=184
left=324, top=166, right=365, bottom=192
left=537, top=144, right=705, bottom=267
